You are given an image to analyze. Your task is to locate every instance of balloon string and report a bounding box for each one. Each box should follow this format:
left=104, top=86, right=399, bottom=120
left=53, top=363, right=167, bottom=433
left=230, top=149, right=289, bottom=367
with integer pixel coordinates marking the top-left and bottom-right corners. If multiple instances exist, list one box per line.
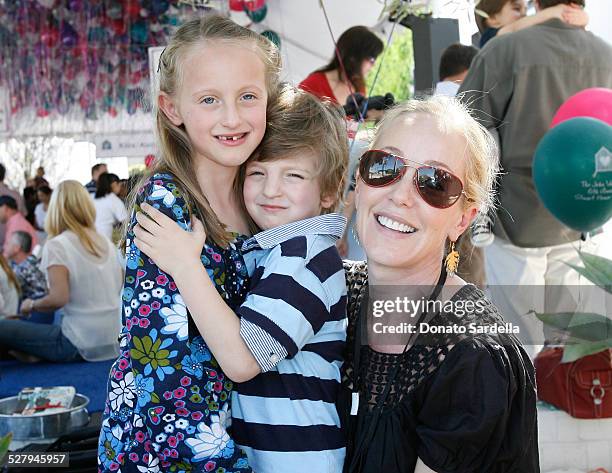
left=318, top=0, right=364, bottom=124
left=349, top=18, right=398, bottom=153
left=317, top=0, right=398, bottom=153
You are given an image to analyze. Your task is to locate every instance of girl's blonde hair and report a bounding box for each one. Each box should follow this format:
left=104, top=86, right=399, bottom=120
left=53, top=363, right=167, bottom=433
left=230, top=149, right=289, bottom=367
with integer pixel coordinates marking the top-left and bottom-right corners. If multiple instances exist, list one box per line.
left=126, top=15, right=282, bottom=247
left=0, top=254, right=20, bottom=295
left=370, top=96, right=500, bottom=216
left=45, top=180, right=105, bottom=258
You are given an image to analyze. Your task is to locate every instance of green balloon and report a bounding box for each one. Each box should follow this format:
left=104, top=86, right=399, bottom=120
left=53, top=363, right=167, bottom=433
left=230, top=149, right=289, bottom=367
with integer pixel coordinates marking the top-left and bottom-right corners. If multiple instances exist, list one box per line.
left=533, top=117, right=612, bottom=232
left=245, top=4, right=267, bottom=23
left=261, top=30, right=280, bottom=49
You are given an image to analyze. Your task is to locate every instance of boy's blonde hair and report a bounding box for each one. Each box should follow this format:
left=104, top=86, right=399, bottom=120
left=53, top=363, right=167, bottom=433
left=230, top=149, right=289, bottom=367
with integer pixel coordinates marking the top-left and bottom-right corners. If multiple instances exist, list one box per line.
left=126, top=15, right=282, bottom=247
left=46, top=180, right=105, bottom=258
left=236, top=85, right=349, bottom=231
left=371, top=96, right=500, bottom=215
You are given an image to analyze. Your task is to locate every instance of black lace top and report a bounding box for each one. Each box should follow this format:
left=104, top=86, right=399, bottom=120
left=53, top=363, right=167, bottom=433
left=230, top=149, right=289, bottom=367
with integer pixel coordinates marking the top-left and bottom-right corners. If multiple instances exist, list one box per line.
left=339, top=261, right=540, bottom=473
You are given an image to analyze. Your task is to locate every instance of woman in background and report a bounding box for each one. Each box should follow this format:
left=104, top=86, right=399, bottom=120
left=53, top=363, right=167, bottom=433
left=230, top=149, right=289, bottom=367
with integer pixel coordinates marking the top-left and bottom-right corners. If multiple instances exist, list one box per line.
left=299, top=25, right=383, bottom=108
left=475, top=0, right=587, bottom=48
left=0, top=180, right=123, bottom=362
left=94, top=172, right=127, bottom=241
left=34, top=185, right=52, bottom=245
left=34, top=186, right=52, bottom=231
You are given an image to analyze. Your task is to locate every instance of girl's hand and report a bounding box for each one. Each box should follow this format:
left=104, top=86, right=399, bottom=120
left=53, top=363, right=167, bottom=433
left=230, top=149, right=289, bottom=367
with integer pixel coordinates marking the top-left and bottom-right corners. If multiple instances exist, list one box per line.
left=133, top=202, right=207, bottom=277
left=561, top=4, right=588, bottom=27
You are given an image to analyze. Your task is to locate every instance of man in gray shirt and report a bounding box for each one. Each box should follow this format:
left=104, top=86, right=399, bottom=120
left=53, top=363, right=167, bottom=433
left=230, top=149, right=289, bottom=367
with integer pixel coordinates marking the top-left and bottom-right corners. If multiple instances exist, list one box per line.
left=459, top=0, right=612, bottom=351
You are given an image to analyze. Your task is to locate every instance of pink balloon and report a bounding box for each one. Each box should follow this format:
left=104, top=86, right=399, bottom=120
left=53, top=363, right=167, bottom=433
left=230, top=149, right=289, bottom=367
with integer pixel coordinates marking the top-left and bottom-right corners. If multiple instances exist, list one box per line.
left=550, top=87, right=612, bottom=128
left=243, top=0, right=265, bottom=11
left=229, top=0, right=244, bottom=11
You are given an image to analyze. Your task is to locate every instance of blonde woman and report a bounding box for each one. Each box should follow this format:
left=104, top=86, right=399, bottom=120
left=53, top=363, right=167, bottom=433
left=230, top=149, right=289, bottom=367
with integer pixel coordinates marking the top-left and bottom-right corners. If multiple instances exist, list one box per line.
left=0, top=180, right=123, bottom=362
left=0, top=254, right=19, bottom=318
left=339, top=97, right=538, bottom=472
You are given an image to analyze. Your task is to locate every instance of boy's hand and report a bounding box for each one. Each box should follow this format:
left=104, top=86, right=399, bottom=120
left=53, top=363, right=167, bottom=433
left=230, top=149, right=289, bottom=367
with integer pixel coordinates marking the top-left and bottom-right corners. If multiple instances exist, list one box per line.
left=133, top=202, right=207, bottom=277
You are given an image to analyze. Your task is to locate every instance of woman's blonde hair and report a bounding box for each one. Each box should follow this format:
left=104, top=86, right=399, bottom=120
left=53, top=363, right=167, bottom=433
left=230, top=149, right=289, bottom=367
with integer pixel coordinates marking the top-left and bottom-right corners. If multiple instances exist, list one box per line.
left=370, top=96, right=500, bottom=216
left=0, top=254, right=20, bottom=295
left=126, top=15, right=282, bottom=247
left=45, top=180, right=105, bottom=258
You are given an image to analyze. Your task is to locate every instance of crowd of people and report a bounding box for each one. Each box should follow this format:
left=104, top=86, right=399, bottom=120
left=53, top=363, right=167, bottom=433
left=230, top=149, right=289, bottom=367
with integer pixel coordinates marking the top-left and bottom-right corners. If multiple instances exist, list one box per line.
left=0, top=161, right=129, bottom=362
left=0, top=0, right=610, bottom=471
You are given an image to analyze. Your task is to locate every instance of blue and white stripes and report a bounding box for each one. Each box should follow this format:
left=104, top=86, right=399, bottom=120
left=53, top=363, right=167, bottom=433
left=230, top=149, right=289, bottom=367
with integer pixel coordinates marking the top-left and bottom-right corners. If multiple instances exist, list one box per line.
left=233, top=213, right=348, bottom=472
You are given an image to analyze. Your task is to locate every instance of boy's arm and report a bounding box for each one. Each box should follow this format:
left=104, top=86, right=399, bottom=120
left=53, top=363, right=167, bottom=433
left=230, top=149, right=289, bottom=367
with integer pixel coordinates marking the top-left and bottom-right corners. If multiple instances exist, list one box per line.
left=236, top=241, right=345, bottom=373
left=498, top=4, right=586, bottom=36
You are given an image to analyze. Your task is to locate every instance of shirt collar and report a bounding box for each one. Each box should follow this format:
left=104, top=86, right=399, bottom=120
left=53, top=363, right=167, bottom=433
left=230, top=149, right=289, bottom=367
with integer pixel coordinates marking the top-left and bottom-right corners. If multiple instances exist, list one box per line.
left=241, top=213, right=347, bottom=252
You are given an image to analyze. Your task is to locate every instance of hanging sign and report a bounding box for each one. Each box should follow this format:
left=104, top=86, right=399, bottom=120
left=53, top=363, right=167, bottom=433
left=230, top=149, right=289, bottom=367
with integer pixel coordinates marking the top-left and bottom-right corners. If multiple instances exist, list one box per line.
left=95, top=133, right=157, bottom=158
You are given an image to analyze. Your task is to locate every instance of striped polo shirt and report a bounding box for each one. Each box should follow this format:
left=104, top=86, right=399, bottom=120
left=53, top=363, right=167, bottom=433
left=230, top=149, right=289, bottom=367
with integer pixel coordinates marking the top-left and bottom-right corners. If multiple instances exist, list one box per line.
left=232, top=213, right=348, bottom=473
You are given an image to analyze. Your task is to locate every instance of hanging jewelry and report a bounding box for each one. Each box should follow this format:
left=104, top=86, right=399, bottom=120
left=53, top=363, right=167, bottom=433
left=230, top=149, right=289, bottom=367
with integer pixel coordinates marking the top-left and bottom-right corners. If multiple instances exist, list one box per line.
left=445, top=240, right=460, bottom=277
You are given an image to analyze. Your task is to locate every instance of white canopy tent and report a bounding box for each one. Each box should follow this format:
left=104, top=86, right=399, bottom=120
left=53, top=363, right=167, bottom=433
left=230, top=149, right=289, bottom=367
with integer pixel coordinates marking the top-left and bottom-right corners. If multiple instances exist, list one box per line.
left=0, top=0, right=609, bottom=184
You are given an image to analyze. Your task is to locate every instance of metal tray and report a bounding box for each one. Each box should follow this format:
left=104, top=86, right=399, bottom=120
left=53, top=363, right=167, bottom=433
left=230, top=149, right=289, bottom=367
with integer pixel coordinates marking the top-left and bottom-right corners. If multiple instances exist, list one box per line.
left=0, top=394, right=90, bottom=440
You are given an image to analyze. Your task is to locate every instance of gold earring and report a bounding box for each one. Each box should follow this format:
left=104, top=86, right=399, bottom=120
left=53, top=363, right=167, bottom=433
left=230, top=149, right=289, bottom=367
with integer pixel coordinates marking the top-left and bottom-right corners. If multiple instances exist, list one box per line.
left=445, top=240, right=460, bottom=277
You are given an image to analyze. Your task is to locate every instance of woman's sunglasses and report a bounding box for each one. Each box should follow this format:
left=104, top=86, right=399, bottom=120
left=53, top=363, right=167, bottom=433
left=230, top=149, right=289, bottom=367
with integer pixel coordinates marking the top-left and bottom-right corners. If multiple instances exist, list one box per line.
left=358, top=149, right=466, bottom=209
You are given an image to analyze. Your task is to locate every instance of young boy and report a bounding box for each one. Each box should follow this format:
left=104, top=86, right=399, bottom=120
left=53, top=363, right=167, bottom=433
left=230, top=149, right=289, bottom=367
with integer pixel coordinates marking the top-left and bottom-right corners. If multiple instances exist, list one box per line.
left=434, top=43, right=478, bottom=97
left=134, top=86, right=349, bottom=472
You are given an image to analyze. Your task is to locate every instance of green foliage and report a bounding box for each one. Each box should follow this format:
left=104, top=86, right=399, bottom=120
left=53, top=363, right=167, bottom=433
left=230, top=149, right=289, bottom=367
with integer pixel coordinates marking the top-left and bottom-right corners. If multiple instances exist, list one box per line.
left=534, top=251, right=612, bottom=362
left=0, top=433, right=12, bottom=464
left=566, top=251, right=612, bottom=294
left=367, top=26, right=414, bottom=102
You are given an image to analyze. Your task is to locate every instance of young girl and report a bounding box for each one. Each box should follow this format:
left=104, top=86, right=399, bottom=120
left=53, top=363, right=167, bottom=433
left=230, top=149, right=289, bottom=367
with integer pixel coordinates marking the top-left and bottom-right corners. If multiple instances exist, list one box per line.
left=475, top=0, right=588, bottom=48
left=132, top=87, right=350, bottom=473
left=98, top=16, right=281, bottom=472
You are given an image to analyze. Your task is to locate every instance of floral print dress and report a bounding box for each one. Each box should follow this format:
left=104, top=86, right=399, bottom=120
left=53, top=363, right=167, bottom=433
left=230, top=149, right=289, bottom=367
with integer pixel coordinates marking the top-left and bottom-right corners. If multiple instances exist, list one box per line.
left=98, top=173, right=251, bottom=473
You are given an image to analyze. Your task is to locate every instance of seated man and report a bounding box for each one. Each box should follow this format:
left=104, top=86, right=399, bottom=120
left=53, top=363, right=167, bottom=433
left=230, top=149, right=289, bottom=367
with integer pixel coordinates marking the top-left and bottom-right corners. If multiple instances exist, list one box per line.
left=0, top=195, right=38, bottom=259
left=7, top=231, right=47, bottom=300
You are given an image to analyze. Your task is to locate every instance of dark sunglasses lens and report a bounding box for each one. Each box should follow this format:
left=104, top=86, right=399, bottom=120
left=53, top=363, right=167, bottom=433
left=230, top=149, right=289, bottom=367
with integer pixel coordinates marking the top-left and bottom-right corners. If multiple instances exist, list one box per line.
left=360, top=151, right=403, bottom=187
left=416, top=167, right=463, bottom=208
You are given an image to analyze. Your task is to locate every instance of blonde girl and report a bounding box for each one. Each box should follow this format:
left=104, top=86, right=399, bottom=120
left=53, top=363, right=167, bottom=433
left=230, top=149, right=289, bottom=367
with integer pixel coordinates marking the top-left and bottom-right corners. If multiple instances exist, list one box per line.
left=98, top=15, right=280, bottom=472
left=1, top=181, right=122, bottom=363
